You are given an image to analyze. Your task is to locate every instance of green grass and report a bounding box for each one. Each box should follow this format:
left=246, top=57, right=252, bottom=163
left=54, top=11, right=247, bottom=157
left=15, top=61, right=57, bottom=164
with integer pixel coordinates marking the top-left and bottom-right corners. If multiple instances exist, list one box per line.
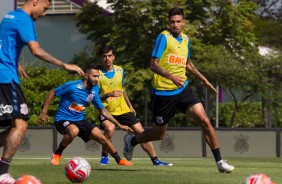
left=10, top=157, right=282, bottom=184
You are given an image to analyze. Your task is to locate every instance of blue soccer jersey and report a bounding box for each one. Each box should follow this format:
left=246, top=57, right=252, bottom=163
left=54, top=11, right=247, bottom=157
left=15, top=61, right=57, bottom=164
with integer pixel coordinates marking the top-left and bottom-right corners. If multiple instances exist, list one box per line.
left=54, top=80, right=104, bottom=122
left=151, top=32, right=190, bottom=96
left=0, top=9, right=38, bottom=84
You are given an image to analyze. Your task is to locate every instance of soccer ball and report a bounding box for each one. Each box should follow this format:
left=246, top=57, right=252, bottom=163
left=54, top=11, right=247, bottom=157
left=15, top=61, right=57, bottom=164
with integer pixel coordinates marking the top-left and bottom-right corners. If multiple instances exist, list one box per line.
left=243, top=173, right=276, bottom=184
left=15, top=175, right=42, bottom=184
left=65, top=157, right=91, bottom=183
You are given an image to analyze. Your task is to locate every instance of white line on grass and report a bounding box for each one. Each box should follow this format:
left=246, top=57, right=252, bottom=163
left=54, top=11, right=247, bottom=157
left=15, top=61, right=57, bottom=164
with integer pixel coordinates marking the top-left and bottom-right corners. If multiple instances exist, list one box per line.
left=13, top=157, right=204, bottom=160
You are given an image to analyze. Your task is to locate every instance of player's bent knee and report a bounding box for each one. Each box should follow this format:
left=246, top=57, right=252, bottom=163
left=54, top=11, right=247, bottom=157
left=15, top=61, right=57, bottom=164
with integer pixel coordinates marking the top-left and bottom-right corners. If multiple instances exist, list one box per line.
left=67, top=128, right=79, bottom=138
left=95, top=135, right=108, bottom=145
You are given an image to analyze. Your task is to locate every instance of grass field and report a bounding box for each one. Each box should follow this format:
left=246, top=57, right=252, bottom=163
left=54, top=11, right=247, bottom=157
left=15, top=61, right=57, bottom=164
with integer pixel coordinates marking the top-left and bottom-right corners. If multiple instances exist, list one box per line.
left=10, top=157, right=282, bottom=184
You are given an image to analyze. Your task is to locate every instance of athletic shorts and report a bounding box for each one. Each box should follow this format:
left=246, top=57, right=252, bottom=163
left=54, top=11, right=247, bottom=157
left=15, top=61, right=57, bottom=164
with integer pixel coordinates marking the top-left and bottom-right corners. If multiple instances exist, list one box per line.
left=98, top=112, right=139, bottom=130
left=0, top=82, right=29, bottom=127
left=151, top=85, right=201, bottom=126
left=54, top=119, right=95, bottom=142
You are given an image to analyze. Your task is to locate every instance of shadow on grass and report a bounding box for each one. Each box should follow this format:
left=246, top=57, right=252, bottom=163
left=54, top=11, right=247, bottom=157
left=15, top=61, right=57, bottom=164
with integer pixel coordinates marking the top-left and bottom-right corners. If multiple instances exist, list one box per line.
left=93, top=168, right=139, bottom=172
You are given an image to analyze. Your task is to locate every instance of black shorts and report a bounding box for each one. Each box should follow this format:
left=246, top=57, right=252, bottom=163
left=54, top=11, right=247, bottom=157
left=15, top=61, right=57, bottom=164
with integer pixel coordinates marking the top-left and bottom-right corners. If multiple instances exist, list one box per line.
left=54, top=119, right=95, bottom=142
left=99, top=112, right=139, bottom=130
left=0, top=82, right=29, bottom=127
left=151, top=85, right=201, bottom=126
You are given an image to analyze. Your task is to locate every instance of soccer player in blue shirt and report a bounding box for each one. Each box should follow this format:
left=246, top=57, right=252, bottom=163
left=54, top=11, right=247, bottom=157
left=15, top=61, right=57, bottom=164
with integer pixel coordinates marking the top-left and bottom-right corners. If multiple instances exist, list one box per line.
left=39, top=63, right=133, bottom=167
left=0, top=0, right=84, bottom=182
left=124, top=7, right=235, bottom=173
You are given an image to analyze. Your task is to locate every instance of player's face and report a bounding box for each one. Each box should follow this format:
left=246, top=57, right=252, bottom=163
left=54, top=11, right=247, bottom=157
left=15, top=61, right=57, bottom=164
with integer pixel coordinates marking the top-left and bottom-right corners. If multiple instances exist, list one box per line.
left=86, top=69, right=100, bottom=87
left=31, top=0, right=50, bottom=21
left=101, top=50, right=115, bottom=69
left=168, top=15, right=185, bottom=36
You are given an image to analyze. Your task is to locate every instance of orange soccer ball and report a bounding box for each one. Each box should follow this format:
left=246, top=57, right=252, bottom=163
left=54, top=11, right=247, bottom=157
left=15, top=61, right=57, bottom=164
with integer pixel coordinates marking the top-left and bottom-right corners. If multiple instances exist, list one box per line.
left=15, top=175, right=42, bottom=184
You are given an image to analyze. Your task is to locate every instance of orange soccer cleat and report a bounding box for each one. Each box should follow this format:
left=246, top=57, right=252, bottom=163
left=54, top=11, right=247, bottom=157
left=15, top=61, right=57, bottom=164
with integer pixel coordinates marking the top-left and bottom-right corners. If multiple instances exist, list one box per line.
left=50, top=153, right=61, bottom=166
left=118, top=159, right=133, bottom=166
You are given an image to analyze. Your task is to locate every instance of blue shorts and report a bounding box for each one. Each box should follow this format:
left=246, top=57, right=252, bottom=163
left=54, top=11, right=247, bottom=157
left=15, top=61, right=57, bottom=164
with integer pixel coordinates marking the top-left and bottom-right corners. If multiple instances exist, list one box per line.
left=150, top=85, right=201, bottom=126
left=0, top=81, right=29, bottom=126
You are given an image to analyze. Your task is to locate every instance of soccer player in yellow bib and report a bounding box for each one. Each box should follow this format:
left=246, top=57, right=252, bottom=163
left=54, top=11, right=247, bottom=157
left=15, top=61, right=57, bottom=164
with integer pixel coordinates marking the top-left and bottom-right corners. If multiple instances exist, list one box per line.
left=97, top=45, right=172, bottom=166
left=123, top=7, right=235, bottom=173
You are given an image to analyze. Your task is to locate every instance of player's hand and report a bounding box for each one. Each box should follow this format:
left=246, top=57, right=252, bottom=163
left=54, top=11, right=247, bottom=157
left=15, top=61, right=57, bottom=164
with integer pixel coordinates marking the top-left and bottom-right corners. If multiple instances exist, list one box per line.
left=63, top=64, right=85, bottom=77
left=18, top=64, right=29, bottom=79
left=204, top=81, right=218, bottom=94
left=38, top=112, right=49, bottom=124
left=108, top=90, right=122, bottom=97
left=129, top=106, right=136, bottom=116
left=169, top=74, right=185, bottom=87
left=119, top=125, right=134, bottom=134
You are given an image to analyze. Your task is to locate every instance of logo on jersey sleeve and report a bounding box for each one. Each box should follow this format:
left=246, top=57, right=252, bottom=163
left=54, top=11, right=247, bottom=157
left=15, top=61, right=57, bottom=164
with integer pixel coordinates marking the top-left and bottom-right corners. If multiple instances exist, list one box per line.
left=86, top=93, right=94, bottom=102
left=76, top=84, right=83, bottom=89
left=168, top=54, right=187, bottom=66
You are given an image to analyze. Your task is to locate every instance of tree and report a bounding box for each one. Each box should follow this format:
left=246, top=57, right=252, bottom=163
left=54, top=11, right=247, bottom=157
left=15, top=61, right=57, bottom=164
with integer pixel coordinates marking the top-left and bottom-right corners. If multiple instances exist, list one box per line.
left=73, top=0, right=280, bottom=127
left=254, top=17, right=282, bottom=50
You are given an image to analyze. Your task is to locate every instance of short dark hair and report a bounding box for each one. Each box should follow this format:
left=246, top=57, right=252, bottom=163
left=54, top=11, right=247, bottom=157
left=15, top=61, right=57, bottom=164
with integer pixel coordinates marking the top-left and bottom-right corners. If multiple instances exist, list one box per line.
left=168, top=7, right=184, bottom=19
left=84, top=63, right=100, bottom=73
left=98, top=45, right=115, bottom=56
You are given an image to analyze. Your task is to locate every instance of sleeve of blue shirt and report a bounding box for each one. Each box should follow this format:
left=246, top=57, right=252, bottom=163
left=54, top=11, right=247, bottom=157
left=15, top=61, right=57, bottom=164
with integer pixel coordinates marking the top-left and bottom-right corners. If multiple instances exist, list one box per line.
left=18, top=14, right=38, bottom=44
left=92, top=85, right=104, bottom=110
left=188, top=39, right=191, bottom=59
left=151, top=33, right=191, bottom=59
left=122, top=68, right=125, bottom=86
left=54, top=81, right=74, bottom=97
left=151, top=34, right=167, bottom=59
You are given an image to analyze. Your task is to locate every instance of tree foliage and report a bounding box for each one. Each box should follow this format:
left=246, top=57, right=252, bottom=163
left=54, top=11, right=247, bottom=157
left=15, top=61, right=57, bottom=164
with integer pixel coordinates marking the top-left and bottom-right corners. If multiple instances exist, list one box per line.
left=70, top=0, right=281, bottom=127
left=254, top=17, right=282, bottom=50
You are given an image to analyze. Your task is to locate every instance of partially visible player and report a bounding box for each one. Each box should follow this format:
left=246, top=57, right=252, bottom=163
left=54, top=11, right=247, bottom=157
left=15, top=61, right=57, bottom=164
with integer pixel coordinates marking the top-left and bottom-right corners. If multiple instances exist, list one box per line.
left=123, top=7, right=234, bottom=173
left=0, top=0, right=84, bottom=183
left=97, top=45, right=172, bottom=166
left=39, top=63, right=133, bottom=166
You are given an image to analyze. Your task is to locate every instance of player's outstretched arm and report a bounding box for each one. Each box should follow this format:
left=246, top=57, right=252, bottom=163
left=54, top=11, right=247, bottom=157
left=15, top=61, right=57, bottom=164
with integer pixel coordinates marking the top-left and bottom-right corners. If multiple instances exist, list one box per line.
left=27, top=41, right=85, bottom=77
left=186, top=59, right=217, bottom=94
left=123, top=88, right=136, bottom=115
left=39, top=89, right=55, bottom=124
left=100, top=108, right=133, bottom=133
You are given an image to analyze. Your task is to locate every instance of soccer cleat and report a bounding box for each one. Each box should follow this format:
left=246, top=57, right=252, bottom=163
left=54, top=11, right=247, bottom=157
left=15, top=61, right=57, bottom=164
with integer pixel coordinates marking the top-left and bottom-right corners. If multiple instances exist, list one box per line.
left=217, top=160, right=235, bottom=173
left=118, top=159, right=133, bottom=166
left=0, top=173, right=16, bottom=184
left=153, top=160, right=173, bottom=166
left=100, top=156, right=109, bottom=165
left=123, top=133, right=134, bottom=161
left=50, top=153, right=61, bottom=166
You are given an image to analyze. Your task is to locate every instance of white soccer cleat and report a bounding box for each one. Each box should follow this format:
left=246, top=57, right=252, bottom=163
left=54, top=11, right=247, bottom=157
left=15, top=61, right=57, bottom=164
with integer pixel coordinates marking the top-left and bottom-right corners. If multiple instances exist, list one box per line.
left=0, top=173, right=16, bottom=184
left=217, top=160, right=235, bottom=173
left=123, top=133, right=135, bottom=161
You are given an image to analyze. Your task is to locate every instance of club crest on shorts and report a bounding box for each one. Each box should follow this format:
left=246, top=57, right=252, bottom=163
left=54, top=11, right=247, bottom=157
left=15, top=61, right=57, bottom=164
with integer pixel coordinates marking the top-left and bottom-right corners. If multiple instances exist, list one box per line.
left=63, top=121, right=70, bottom=127
left=20, top=103, right=28, bottom=115
left=155, top=116, right=164, bottom=125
